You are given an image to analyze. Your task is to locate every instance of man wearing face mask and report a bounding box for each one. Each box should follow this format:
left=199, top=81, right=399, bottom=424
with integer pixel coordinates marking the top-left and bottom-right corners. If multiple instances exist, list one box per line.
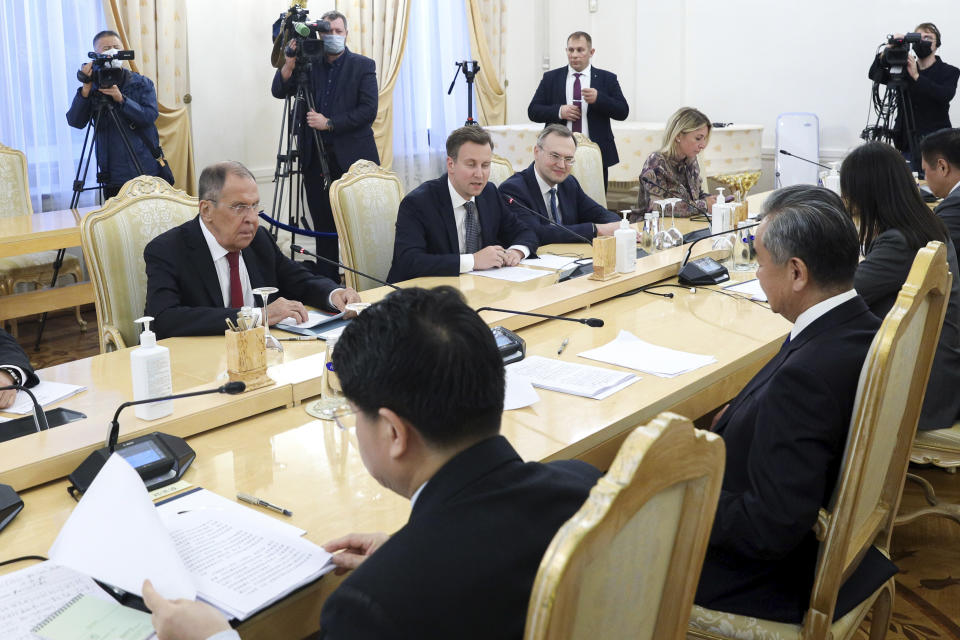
left=66, top=30, right=164, bottom=199
left=271, top=10, right=379, bottom=280
left=869, top=22, right=959, bottom=172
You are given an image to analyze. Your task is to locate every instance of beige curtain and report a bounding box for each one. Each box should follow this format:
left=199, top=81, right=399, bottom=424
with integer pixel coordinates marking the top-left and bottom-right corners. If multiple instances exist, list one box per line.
left=102, top=0, right=196, bottom=195
left=337, top=0, right=411, bottom=170
left=465, top=0, right=507, bottom=126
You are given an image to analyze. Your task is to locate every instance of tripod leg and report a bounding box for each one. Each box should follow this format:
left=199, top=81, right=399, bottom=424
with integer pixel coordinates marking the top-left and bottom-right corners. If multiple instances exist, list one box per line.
left=34, top=249, right=67, bottom=348
left=105, top=104, right=145, bottom=177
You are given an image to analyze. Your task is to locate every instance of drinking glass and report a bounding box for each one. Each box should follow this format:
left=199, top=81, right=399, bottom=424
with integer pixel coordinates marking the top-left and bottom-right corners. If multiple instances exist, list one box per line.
left=307, top=335, right=352, bottom=420
left=252, top=286, right=284, bottom=366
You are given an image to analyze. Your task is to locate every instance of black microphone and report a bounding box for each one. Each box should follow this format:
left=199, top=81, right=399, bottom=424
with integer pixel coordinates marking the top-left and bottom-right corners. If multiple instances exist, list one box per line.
left=677, top=221, right=759, bottom=286
left=779, top=149, right=832, bottom=171
left=291, top=244, right=400, bottom=291
left=501, top=194, right=595, bottom=244
left=0, top=384, right=49, bottom=433
left=476, top=306, right=604, bottom=327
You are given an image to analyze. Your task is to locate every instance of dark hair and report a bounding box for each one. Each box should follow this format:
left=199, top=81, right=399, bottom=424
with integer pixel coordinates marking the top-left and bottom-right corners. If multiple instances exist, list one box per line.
left=197, top=161, right=256, bottom=202
left=761, top=185, right=860, bottom=289
left=840, top=141, right=947, bottom=252
left=920, top=127, right=960, bottom=168
left=333, top=286, right=505, bottom=448
left=537, top=123, right=576, bottom=148
left=446, top=126, right=493, bottom=160
left=321, top=10, right=348, bottom=31
left=93, top=30, right=121, bottom=47
left=915, top=22, right=941, bottom=47
left=567, top=31, right=592, bottom=47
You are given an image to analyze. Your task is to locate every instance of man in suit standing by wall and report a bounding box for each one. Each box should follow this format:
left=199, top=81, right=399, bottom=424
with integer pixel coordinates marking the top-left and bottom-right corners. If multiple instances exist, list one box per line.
left=527, top=31, right=629, bottom=190
left=921, top=127, right=960, bottom=250
left=272, top=10, right=379, bottom=280
left=500, top=124, right=620, bottom=244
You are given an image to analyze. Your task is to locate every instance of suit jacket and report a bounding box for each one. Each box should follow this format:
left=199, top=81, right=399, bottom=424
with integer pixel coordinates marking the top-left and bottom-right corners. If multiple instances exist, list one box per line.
left=854, top=229, right=960, bottom=430
left=0, top=328, right=37, bottom=387
left=695, top=297, right=897, bottom=623
left=387, top=176, right=538, bottom=282
left=935, top=186, right=960, bottom=254
left=527, top=65, right=629, bottom=168
left=271, top=48, right=380, bottom=171
left=318, top=435, right=600, bottom=640
left=144, top=216, right=340, bottom=339
left=499, top=163, right=619, bottom=244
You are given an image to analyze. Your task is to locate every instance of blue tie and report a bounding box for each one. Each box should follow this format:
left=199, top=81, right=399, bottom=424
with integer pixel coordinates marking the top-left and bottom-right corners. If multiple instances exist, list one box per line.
left=548, top=188, right=560, bottom=224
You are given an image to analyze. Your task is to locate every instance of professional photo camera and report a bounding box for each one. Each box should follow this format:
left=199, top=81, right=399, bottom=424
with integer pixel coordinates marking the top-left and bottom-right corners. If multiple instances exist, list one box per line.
left=79, top=49, right=135, bottom=88
left=870, top=32, right=923, bottom=85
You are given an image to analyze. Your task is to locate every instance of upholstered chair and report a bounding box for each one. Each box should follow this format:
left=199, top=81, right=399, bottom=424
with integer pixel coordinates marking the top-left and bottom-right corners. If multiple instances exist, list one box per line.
left=570, top=133, right=606, bottom=208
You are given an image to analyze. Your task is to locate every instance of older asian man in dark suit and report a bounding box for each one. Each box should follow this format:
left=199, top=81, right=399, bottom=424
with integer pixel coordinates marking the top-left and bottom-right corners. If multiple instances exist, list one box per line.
left=921, top=127, right=960, bottom=250
left=387, top=127, right=538, bottom=283
left=0, top=329, right=37, bottom=410
left=143, top=286, right=600, bottom=640
left=527, top=31, right=629, bottom=189
left=144, top=161, right=360, bottom=339
left=500, top=124, right=620, bottom=245
left=694, top=186, right=897, bottom=623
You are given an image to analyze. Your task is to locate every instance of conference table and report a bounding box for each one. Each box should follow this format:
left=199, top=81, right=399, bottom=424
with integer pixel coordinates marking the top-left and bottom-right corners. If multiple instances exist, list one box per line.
left=0, top=214, right=789, bottom=638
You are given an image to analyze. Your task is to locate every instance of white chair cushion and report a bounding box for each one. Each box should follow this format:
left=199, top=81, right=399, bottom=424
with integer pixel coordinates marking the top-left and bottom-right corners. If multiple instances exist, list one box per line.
left=688, top=595, right=871, bottom=640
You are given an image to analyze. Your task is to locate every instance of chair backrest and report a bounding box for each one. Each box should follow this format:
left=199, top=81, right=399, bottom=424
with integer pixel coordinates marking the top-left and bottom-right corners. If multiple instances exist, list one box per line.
left=803, top=241, right=949, bottom=635
left=81, top=176, right=198, bottom=352
left=0, top=142, right=33, bottom=218
left=488, top=153, right=515, bottom=186
left=329, top=160, right=404, bottom=291
left=525, top=413, right=725, bottom=640
left=570, top=133, right=606, bottom=208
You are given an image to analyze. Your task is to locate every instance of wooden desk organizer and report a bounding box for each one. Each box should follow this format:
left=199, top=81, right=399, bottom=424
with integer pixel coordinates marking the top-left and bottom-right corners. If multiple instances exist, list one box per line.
left=225, top=326, right=274, bottom=391
left=588, top=236, right=619, bottom=281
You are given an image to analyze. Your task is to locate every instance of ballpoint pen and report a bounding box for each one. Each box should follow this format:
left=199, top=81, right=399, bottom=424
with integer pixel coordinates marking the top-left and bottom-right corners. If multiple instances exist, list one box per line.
left=557, top=337, right=569, bottom=356
left=237, top=492, right=293, bottom=517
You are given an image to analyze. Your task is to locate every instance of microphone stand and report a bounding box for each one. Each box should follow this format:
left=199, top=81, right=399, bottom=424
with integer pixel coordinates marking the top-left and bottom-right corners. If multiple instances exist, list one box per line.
left=291, top=244, right=400, bottom=290
left=0, top=384, right=49, bottom=433
left=501, top=194, right=595, bottom=244
left=475, top=306, right=604, bottom=327
left=779, top=149, right=833, bottom=171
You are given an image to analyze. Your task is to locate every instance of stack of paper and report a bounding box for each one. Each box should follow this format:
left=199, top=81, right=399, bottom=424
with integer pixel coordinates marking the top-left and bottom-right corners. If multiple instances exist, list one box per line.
left=276, top=309, right=344, bottom=330
left=723, top=278, right=768, bottom=302
left=7, top=381, right=86, bottom=414
left=467, top=266, right=553, bottom=282
left=507, top=355, right=639, bottom=400
left=520, top=254, right=589, bottom=270
left=578, top=331, right=717, bottom=378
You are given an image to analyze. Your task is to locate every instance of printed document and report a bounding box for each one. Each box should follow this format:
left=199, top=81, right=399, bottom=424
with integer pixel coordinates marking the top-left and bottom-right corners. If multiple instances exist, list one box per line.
left=507, top=355, right=639, bottom=400
left=578, top=331, right=717, bottom=378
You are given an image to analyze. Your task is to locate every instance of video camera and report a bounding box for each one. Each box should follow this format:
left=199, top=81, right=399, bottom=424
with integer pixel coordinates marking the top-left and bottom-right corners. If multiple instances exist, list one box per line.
left=276, top=6, right=331, bottom=64
left=870, top=33, right=923, bottom=86
left=80, top=49, right=134, bottom=88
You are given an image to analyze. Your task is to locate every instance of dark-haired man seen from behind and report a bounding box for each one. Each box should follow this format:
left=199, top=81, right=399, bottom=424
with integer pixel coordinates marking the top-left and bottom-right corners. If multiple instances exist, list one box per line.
left=387, top=127, right=538, bottom=282
left=693, top=186, right=896, bottom=623
left=500, top=124, right=620, bottom=244
left=0, top=328, right=38, bottom=410
left=920, top=127, right=960, bottom=250
left=143, top=286, right=601, bottom=640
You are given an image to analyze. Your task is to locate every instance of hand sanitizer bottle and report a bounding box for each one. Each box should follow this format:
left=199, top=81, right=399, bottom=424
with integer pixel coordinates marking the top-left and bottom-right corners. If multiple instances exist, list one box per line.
left=712, top=187, right=729, bottom=234
left=615, top=210, right=637, bottom=273
left=823, top=162, right=841, bottom=196
left=130, top=316, right=173, bottom=420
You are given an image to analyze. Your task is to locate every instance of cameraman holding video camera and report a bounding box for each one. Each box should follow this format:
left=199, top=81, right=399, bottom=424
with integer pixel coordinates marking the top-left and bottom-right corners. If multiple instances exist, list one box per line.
left=271, top=10, right=379, bottom=280
left=869, top=23, right=959, bottom=172
left=66, top=30, right=166, bottom=199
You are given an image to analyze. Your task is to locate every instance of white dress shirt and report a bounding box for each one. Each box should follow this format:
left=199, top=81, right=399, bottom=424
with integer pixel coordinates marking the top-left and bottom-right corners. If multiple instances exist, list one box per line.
left=534, top=168, right=562, bottom=222
left=790, top=289, right=858, bottom=341
left=948, top=179, right=960, bottom=198
left=562, top=64, right=591, bottom=140
left=199, top=217, right=255, bottom=308
left=446, top=178, right=529, bottom=273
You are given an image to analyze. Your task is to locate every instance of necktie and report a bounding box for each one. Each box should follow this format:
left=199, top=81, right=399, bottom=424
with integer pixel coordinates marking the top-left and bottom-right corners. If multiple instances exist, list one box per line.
left=463, top=201, right=481, bottom=254
left=572, top=73, right=583, bottom=133
left=548, top=188, right=560, bottom=223
left=226, top=251, right=243, bottom=308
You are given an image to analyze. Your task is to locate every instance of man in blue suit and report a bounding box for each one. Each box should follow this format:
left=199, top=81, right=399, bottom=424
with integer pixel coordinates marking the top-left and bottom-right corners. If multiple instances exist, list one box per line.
left=500, top=125, right=620, bottom=245
left=387, top=127, right=538, bottom=283
left=272, top=11, right=379, bottom=279
left=527, top=31, right=629, bottom=189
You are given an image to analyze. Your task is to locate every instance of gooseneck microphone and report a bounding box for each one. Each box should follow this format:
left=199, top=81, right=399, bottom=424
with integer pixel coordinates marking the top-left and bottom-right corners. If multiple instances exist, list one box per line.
left=779, top=149, right=832, bottom=171
left=0, top=384, right=49, bottom=433
left=501, top=194, right=594, bottom=244
left=677, top=221, right=759, bottom=286
left=291, top=244, right=401, bottom=291
left=476, top=306, right=604, bottom=327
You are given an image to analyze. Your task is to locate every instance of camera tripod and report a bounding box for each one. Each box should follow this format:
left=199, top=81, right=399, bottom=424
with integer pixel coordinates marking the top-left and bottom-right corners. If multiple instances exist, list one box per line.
left=862, top=78, right=918, bottom=168
left=448, top=60, right=480, bottom=126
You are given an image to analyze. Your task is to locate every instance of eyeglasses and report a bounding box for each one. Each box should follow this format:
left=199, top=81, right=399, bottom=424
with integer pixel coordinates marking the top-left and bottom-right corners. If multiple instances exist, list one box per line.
left=208, top=200, right=263, bottom=216
left=540, top=149, right=576, bottom=166
left=333, top=406, right=358, bottom=431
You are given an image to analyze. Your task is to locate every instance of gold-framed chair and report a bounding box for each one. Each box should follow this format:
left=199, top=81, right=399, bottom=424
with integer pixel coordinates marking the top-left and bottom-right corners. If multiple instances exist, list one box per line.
left=524, top=413, right=725, bottom=640
left=688, top=241, right=950, bottom=640
left=488, top=153, right=515, bottom=186
left=0, top=142, right=85, bottom=337
left=80, top=176, right=198, bottom=352
left=329, top=160, right=404, bottom=292
left=570, top=133, right=607, bottom=208
left=896, top=423, right=960, bottom=525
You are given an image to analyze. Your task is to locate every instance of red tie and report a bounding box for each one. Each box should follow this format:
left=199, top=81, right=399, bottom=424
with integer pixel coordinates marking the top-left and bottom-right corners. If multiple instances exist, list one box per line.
left=226, top=251, right=243, bottom=308
left=572, top=73, right=583, bottom=133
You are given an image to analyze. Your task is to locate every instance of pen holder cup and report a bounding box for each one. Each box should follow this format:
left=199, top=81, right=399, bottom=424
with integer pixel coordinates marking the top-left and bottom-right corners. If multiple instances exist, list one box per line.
left=225, top=326, right=275, bottom=391
left=589, top=236, right=619, bottom=281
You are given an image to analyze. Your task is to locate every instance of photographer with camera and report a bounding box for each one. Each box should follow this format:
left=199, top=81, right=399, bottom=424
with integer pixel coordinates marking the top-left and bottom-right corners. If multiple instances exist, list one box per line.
left=868, top=23, right=959, bottom=172
left=66, top=30, right=166, bottom=199
left=271, top=10, right=379, bottom=280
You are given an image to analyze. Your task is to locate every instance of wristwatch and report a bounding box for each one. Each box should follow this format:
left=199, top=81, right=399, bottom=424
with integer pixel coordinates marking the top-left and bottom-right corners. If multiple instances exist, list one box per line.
left=0, top=365, right=23, bottom=387
left=592, top=223, right=598, bottom=237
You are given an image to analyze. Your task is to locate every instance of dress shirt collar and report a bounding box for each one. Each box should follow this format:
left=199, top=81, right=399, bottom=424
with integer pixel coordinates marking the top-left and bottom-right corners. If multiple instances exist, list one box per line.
left=533, top=165, right=556, bottom=196
left=447, top=176, right=474, bottom=210
left=948, top=179, right=960, bottom=197
left=409, top=481, right=428, bottom=510
left=567, top=63, right=592, bottom=79
left=790, top=289, right=858, bottom=341
left=198, top=216, right=231, bottom=261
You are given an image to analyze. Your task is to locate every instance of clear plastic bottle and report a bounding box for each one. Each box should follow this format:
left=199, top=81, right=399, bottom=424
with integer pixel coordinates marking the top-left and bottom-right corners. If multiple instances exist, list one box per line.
left=130, top=316, right=173, bottom=420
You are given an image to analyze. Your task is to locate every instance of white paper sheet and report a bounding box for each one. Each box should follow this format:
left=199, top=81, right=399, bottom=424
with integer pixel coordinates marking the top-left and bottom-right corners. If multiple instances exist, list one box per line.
left=7, top=381, right=86, bottom=414
left=276, top=310, right=344, bottom=329
left=316, top=325, right=346, bottom=340
left=467, top=266, right=553, bottom=282
left=267, top=353, right=327, bottom=384
left=578, top=331, right=717, bottom=378
left=504, top=369, right=540, bottom=410
left=48, top=454, right=197, bottom=601
left=723, top=278, right=768, bottom=302
left=507, top=355, right=639, bottom=399
left=157, top=488, right=306, bottom=538
left=520, top=254, right=587, bottom=270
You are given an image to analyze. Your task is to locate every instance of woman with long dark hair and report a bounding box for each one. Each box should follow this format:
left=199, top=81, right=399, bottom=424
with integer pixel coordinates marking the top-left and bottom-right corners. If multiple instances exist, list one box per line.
left=841, top=140, right=960, bottom=430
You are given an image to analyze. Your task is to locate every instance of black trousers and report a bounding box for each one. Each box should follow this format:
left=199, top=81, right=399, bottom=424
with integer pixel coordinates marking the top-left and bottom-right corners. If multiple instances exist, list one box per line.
left=302, top=152, right=345, bottom=281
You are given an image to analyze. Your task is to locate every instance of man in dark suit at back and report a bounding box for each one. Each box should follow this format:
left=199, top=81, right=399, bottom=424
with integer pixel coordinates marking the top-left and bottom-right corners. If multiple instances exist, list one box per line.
left=144, top=161, right=360, bottom=339
left=921, top=127, right=960, bottom=249
left=272, top=10, right=379, bottom=279
left=527, top=31, right=629, bottom=189
left=143, top=286, right=601, bottom=640
left=387, top=127, right=538, bottom=283
left=0, top=329, right=37, bottom=410
left=693, top=186, right=897, bottom=623
left=500, top=124, right=620, bottom=245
